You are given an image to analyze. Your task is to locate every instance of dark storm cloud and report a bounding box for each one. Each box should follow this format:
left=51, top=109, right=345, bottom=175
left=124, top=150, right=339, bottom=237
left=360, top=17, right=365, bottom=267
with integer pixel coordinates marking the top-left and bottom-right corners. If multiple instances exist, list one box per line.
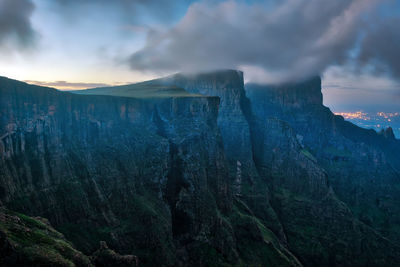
left=0, top=0, right=36, bottom=48
left=358, top=17, right=400, bottom=80
left=128, top=0, right=381, bottom=82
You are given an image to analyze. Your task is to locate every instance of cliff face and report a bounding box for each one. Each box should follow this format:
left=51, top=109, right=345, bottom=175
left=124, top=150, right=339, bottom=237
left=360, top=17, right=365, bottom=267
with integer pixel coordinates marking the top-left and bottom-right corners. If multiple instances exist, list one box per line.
left=245, top=77, right=334, bottom=151
left=1, top=72, right=400, bottom=266
left=154, top=70, right=289, bottom=242
left=249, top=117, right=400, bottom=266
left=153, top=71, right=258, bottom=183
left=246, top=79, right=400, bottom=248
left=0, top=76, right=302, bottom=266
left=0, top=77, right=231, bottom=265
left=145, top=71, right=400, bottom=266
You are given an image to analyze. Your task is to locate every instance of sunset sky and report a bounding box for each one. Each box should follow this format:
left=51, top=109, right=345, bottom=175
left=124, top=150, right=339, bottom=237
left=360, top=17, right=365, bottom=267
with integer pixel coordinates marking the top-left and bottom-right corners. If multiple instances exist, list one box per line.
left=1, top=0, right=399, bottom=112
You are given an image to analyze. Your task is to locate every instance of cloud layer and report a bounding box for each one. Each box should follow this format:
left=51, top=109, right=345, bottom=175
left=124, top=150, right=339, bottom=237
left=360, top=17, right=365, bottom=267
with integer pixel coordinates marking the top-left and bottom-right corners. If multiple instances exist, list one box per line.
left=0, top=0, right=36, bottom=49
left=1, top=0, right=399, bottom=88
left=358, top=17, right=400, bottom=79
left=128, top=0, right=393, bottom=83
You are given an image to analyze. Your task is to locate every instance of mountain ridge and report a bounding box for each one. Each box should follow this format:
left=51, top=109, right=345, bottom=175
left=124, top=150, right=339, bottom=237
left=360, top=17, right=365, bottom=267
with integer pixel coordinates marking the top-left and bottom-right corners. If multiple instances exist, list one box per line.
left=1, top=71, right=400, bottom=266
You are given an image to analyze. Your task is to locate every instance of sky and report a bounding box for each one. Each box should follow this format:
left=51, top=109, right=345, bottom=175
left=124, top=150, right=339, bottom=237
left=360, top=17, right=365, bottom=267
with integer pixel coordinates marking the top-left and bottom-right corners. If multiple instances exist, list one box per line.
left=0, top=0, right=399, bottom=112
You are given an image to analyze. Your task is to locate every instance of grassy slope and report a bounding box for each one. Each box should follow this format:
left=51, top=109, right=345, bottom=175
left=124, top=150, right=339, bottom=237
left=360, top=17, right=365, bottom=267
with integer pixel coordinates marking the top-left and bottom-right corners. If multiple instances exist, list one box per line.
left=0, top=207, right=92, bottom=267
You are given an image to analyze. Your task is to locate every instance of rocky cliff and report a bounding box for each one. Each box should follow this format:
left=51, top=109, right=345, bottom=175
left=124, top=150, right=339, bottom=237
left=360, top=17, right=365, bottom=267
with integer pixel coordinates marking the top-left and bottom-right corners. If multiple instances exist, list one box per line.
left=246, top=78, right=400, bottom=248
left=1, top=72, right=400, bottom=266
left=0, top=76, right=302, bottom=266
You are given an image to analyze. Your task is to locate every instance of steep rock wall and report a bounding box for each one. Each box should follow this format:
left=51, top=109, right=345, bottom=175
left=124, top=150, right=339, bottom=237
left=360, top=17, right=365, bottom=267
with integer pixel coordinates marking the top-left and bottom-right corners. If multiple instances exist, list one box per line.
left=0, top=77, right=302, bottom=266
left=0, top=77, right=233, bottom=266
left=246, top=78, right=400, bottom=258
left=153, top=70, right=288, bottom=242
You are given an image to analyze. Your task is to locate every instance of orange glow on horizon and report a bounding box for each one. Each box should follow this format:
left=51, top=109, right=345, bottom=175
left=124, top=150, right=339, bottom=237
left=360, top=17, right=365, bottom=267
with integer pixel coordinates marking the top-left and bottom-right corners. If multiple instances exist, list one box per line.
left=334, top=111, right=370, bottom=120
left=22, top=80, right=132, bottom=91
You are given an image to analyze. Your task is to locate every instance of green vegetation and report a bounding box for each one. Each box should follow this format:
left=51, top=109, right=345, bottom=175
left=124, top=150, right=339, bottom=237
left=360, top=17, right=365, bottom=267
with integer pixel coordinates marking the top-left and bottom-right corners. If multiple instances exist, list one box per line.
left=0, top=208, right=92, bottom=267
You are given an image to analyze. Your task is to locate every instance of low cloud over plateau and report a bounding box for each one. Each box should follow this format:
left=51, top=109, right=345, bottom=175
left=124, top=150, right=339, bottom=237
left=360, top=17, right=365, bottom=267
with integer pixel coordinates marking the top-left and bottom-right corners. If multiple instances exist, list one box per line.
left=128, top=0, right=400, bottom=84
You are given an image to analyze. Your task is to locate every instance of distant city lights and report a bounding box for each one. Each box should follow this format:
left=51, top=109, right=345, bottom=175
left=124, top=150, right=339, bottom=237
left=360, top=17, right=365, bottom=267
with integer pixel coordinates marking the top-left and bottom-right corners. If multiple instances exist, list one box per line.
left=335, top=111, right=370, bottom=120
left=334, top=111, right=400, bottom=138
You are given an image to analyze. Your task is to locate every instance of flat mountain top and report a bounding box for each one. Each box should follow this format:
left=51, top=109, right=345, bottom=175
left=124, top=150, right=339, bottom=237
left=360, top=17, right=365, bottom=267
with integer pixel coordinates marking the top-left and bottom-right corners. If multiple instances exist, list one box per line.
left=74, top=82, right=203, bottom=99
left=73, top=69, right=244, bottom=99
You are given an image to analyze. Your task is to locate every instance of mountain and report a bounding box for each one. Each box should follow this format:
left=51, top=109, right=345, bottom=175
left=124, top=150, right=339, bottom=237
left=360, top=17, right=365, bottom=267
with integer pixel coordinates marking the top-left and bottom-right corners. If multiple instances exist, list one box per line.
left=246, top=79, right=400, bottom=245
left=1, top=72, right=399, bottom=266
